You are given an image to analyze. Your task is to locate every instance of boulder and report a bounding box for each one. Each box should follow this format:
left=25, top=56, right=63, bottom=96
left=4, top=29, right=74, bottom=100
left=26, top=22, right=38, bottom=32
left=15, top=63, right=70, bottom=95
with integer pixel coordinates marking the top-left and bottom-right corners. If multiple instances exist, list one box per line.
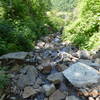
left=42, top=84, right=56, bottom=96
left=63, top=62, right=100, bottom=88
left=49, top=89, right=66, bottom=100
left=78, top=59, right=94, bottom=65
left=17, top=65, right=38, bottom=88
left=47, top=72, right=64, bottom=84
left=0, top=52, right=28, bottom=60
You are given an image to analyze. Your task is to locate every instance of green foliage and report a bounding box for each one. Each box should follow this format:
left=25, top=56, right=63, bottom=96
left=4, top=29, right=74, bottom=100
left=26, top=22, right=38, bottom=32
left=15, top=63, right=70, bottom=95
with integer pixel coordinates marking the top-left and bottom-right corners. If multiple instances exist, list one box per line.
left=47, top=0, right=77, bottom=32
left=47, top=10, right=66, bottom=31
left=0, top=68, right=9, bottom=89
left=63, top=0, right=100, bottom=50
left=50, top=0, right=77, bottom=11
left=86, top=32, right=100, bottom=50
left=0, top=0, right=53, bottom=55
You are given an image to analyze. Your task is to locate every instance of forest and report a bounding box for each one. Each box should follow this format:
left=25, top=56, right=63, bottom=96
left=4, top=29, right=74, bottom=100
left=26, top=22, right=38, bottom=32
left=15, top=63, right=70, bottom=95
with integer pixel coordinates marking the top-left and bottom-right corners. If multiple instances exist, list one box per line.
left=0, top=0, right=99, bottom=55
left=0, top=0, right=100, bottom=100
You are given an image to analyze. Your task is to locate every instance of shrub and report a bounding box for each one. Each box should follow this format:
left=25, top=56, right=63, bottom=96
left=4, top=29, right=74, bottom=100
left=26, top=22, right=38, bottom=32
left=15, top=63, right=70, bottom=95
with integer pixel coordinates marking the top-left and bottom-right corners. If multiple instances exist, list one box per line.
left=0, top=0, right=53, bottom=55
left=0, top=68, right=9, bottom=89
left=62, top=0, right=100, bottom=50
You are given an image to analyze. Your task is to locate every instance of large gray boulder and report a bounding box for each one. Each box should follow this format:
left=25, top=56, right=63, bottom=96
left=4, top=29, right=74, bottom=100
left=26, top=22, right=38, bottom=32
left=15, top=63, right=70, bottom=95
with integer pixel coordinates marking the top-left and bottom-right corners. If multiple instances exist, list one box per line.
left=0, top=52, right=28, bottom=60
left=16, top=65, right=38, bottom=88
left=63, top=62, right=100, bottom=88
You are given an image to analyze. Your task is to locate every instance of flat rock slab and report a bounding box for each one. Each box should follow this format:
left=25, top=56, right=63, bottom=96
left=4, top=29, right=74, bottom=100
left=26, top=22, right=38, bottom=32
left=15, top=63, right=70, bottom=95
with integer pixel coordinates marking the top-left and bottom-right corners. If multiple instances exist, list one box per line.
left=63, top=62, right=100, bottom=88
left=0, top=52, right=28, bottom=60
left=79, top=59, right=100, bottom=69
left=17, top=65, right=38, bottom=88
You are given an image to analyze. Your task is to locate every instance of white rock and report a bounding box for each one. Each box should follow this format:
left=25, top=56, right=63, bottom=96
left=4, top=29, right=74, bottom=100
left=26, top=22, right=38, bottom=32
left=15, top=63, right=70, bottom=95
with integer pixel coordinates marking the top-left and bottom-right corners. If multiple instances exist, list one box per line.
left=96, top=96, right=100, bottom=100
left=88, top=97, right=94, bottom=100
left=37, top=41, right=45, bottom=48
left=63, top=62, right=100, bottom=88
left=42, top=84, right=56, bottom=96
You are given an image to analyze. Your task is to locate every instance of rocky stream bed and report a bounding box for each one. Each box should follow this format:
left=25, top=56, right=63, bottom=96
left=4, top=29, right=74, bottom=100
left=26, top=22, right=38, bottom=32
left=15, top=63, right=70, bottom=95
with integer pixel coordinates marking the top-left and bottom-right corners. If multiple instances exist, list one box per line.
left=0, top=32, right=100, bottom=100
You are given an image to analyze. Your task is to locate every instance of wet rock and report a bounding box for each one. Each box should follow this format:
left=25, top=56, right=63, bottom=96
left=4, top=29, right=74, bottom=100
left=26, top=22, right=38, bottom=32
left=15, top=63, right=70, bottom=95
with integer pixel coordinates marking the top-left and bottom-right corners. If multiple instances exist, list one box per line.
left=63, top=62, right=100, bottom=88
left=22, top=86, right=38, bottom=98
left=49, top=89, right=66, bottom=100
left=17, top=65, right=38, bottom=88
left=42, top=84, right=56, bottom=96
left=55, top=64, right=68, bottom=72
left=0, top=52, right=28, bottom=60
left=47, top=72, right=64, bottom=84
